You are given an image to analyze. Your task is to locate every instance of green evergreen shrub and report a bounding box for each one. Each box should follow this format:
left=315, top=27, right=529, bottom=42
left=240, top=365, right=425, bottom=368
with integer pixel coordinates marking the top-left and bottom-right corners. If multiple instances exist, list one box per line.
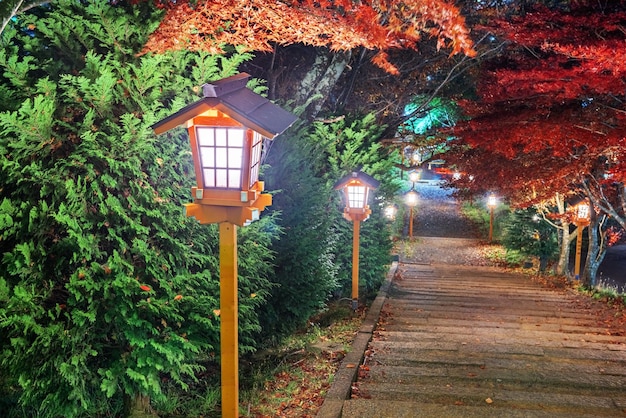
left=0, top=1, right=276, bottom=415
left=502, top=208, right=558, bottom=271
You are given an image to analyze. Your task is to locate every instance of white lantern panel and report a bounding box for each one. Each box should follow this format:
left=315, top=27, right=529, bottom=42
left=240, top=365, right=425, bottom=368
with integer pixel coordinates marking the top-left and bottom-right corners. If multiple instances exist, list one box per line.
left=228, top=129, right=245, bottom=147
left=215, top=128, right=228, bottom=146
left=228, top=169, right=241, bottom=188
left=347, top=186, right=367, bottom=208
left=249, top=132, right=263, bottom=187
left=215, top=148, right=228, bottom=168
left=228, top=148, right=243, bottom=168
left=215, top=169, right=228, bottom=188
left=203, top=169, right=215, bottom=188
left=200, top=148, right=214, bottom=168
left=196, top=127, right=214, bottom=146
left=196, top=126, right=246, bottom=189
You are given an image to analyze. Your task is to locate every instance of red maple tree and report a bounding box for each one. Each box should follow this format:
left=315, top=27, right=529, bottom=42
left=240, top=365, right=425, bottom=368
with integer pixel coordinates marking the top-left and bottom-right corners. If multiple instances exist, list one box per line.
left=142, top=0, right=475, bottom=74
left=444, top=2, right=626, bottom=282
left=449, top=4, right=626, bottom=205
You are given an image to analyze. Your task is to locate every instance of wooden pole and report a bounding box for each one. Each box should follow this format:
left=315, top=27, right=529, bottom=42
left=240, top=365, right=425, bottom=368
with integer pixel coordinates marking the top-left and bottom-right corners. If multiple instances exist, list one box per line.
left=489, top=207, right=494, bottom=242
left=409, top=207, right=414, bottom=239
left=574, top=224, right=583, bottom=281
left=219, top=222, right=238, bottom=418
left=352, top=219, right=360, bottom=310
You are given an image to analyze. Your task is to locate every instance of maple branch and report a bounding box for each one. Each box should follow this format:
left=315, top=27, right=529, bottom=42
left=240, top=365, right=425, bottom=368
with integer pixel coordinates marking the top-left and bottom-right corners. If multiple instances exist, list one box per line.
left=573, top=125, right=607, bottom=135
left=401, top=33, right=505, bottom=124
left=0, top=0, right=49, bottom=36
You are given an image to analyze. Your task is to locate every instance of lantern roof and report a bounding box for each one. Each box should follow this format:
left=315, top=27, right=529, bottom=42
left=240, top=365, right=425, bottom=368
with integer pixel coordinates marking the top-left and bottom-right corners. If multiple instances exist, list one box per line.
left=334, top=171, right=380, bottom=190
left=152, top=73, right=298, bottom=138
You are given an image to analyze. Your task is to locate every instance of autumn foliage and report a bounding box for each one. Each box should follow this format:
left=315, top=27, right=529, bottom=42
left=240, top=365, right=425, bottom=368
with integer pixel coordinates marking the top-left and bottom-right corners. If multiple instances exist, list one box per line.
left=448, top=5, right=626, bottom=205
left=142, top=0, right=475, bottom=73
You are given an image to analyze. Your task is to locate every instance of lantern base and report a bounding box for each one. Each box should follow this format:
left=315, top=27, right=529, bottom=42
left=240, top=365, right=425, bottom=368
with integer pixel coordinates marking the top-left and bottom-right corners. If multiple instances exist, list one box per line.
left=184, top=193, right=272, bottom=226
left=343, top=208, right=372, bottom=222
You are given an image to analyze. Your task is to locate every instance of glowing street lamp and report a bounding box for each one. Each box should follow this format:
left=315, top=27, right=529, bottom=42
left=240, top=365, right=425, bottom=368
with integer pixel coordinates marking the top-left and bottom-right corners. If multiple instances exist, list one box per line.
left=152, top=73, right=297, bottom=418
left=335, top=171, right=380, bottom=310
left=574, top=202, right=591, bottom=281
left=405, top=190, right=418, bottom=239
left=487, top=193, right=497, bottom=242
left=409, top=170, right=421, bottom=184
left=384, top=204, right=398, bottom=220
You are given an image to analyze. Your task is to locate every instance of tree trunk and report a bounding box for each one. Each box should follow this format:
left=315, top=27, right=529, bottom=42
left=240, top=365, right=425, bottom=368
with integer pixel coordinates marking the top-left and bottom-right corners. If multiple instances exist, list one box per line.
left=294, top=49, right=351, bottom=120
left=126, top=394, right=156, bottom=418
left=583, top=213, right=607, bottom=287
left=554, top=193, right=573, bottom=276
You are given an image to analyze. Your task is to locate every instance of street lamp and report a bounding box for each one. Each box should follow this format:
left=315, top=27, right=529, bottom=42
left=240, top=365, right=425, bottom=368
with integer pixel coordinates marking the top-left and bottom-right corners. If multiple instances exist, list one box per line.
left=334, top=171, right=380, bottom=310
left=409, top=170, right=421, bottom=184
left=574, top=202, right=591, bottom=281
left=487, top=193, right=497, bottom=242
left=152, top=73, right=297, bottom=418
left=384, top=204, right=398, bottom=220
left=405, top=190, right=418, bottom=239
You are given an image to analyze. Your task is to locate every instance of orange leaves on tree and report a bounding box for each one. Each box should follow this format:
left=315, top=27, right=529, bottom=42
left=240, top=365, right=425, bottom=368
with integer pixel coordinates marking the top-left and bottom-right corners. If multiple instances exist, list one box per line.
left=140, top=284, right=151, bottom=292
left=142, top=0, right=475, bottom=73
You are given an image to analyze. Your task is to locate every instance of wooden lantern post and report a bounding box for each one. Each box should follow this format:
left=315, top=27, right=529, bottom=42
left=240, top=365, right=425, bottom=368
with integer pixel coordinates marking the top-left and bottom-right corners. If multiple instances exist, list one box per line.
left=334, top=172, right=380, bottom=310
left=152, top=73, right=297, bottom=418
left=405, top=190, right=418, bottom=239
left=574, top=202, right=591, bottom=281
left=487, top=193, right=497, bottom=242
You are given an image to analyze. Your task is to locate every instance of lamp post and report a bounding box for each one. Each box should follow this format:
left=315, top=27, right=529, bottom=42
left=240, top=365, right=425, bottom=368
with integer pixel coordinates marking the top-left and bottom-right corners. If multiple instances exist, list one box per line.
left=574, top=202, right=591, bottom=281
left=404, top=170, right=420, bottom=240
left=152, top=73, right=297, bottom=418
left=334, top=171, right=380, bottom=310
left=405, top=190, right=418, bottom=239
left=487, top=193, right=497, bottom=242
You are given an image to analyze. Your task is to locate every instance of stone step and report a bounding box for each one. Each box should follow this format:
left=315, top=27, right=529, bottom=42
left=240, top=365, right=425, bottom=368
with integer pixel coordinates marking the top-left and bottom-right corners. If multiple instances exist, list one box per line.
left=360, top=363, right=626, bottom=389
left=350, top=381, right=626, bottom=416
left=342, top=398, right=622, bottom=418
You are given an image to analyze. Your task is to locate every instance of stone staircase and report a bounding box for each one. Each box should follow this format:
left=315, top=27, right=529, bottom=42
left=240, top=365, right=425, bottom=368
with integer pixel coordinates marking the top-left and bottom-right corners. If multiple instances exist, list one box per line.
left=341, top=262, right=626, bottom=417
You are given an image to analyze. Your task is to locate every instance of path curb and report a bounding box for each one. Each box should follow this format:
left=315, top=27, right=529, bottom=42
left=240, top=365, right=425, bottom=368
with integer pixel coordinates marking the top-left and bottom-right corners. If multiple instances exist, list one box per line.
left=316, top=261, right=398, bottom=418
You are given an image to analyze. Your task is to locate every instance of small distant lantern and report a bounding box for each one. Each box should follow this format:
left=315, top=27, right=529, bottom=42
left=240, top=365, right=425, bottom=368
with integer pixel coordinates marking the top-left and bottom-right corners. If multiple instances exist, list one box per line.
left=152, top=73, right=297, bottom=226
left=573, top=200, right=591, bottom=281
left=384, top=204, right=398, bottom=220
left=405, top=190, right=419, bottom=208
left=576, top=203, right=591, bottom=225
left=334, top=171, right=380, bottom=222
left=487, top=193, right=497, bottom=209
left=409, top=170, right=421, bottom=184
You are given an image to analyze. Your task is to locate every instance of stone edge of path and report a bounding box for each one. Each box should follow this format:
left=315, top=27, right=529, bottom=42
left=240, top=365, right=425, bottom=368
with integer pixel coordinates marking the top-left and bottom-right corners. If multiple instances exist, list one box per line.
left=316, top=261, right=399, bottom=418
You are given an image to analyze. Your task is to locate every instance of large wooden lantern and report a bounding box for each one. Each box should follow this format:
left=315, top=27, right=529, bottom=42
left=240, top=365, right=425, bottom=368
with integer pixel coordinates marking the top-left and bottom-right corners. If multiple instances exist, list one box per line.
left=152, top=73, right=297, bottom=226
left=334, top=171, right=380, bottom=310
left=152, top=73, right=296, bottom=418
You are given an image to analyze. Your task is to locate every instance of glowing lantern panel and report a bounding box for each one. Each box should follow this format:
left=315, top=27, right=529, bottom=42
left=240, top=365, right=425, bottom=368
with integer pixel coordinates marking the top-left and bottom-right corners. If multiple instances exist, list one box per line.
left=196, top=127, right=246, bottom=189
left=347, top=184, right=368, bottom=209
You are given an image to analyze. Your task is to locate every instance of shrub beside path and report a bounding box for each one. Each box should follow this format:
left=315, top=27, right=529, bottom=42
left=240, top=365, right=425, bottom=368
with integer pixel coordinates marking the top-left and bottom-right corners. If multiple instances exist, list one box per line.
left=318, top=181, right=626, bottom=417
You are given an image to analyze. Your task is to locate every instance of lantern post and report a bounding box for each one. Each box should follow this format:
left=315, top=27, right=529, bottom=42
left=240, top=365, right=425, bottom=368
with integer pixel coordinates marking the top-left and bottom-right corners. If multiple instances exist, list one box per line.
left=405, top=190, right=418, bottom=239
left=152, top=73, right=297, bottom=418
left=334, top=171, right=380, bottom=310
left=574, top=202, right=591, bottom=281
left=487, top=193, right=497, bottom=242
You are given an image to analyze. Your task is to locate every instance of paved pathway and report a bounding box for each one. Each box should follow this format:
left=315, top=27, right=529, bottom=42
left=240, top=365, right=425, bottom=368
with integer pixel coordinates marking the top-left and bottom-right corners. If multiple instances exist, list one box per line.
left=341, top=250, right=626, bottom=417
left=318, top=180, right=626, bottom=417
